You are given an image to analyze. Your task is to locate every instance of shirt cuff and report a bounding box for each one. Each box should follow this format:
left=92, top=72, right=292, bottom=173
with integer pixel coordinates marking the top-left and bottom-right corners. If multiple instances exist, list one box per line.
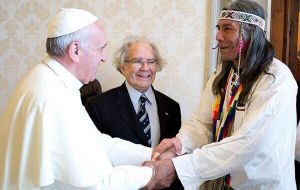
left=172, top=154, right=204, bottom=190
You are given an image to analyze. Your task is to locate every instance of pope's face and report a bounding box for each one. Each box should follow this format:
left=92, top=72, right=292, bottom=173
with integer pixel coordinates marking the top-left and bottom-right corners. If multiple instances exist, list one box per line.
left=121, top=42, right=157, bottom=93
left=78, top=21, right=107, bottom=84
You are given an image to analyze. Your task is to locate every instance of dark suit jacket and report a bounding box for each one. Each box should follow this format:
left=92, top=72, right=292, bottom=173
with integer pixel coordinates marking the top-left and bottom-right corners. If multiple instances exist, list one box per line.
left=85, top=82, right=183, bottom=189
left=85, top=83, right=181, bottom=147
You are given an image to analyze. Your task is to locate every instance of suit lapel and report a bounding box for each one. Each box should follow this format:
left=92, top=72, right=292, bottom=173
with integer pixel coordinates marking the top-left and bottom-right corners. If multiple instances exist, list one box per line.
left=153, top=87, right=169, bottom=141
left=116, top=83, right=150, bottom=145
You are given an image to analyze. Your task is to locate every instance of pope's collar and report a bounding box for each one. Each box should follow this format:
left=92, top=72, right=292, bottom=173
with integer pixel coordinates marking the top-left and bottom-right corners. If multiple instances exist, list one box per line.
left=42, top=55, right=83, bottom=91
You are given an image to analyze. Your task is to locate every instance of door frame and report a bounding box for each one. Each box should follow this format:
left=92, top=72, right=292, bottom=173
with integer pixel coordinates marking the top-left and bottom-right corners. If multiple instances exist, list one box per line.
left=270, top=0, right=299, bottom=80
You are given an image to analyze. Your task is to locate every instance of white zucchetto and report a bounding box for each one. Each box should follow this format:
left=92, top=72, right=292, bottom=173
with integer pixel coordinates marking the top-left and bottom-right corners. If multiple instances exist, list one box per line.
left=47, top=8, right=98, bottom=38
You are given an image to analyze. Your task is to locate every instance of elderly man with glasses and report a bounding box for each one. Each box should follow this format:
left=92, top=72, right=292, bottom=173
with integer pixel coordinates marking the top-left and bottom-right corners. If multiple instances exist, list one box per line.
left=85, top=35, right=183, bottom=190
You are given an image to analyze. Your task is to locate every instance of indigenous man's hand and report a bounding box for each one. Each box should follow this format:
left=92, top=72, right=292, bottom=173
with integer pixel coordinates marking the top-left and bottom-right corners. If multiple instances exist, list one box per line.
left=152, top=138, right=182, bottom=161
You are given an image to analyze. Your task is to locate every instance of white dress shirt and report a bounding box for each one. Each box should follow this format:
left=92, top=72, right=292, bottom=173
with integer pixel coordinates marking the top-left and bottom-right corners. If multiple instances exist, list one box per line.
left=125, top=81, right=160, bottom=147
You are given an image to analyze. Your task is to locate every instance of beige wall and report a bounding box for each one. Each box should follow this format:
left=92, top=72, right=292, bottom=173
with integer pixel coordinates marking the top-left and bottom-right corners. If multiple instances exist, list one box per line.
left=0, top=0, right=211, bottom=122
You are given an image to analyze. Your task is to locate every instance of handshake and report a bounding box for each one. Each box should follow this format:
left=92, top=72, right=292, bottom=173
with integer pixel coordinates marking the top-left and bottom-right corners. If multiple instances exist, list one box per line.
left=142, top=138, right=182, bottom=190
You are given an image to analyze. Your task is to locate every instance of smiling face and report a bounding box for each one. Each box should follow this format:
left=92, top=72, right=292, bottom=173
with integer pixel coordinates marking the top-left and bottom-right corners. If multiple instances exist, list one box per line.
left=121, top=42, right=157, bottom=93
left=216, top=19, right=242, bottom=66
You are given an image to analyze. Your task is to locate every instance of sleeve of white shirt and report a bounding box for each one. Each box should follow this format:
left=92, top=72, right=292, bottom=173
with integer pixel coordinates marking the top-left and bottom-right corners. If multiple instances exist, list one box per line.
left=97, top=133, right=152, bottom=166
left=42, top=166, right=153, bottom=190
left=176, top=72, right=216, bottom=154
left=172, top=64, right=297, bottom=189
left=295, top=122, right=300, bottom=162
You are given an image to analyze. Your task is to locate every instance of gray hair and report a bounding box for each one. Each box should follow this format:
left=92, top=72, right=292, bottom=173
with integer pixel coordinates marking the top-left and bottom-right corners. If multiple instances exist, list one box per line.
left=114, top=35, right=167, bottom=73
left=46, top=25, right=93, bottom=57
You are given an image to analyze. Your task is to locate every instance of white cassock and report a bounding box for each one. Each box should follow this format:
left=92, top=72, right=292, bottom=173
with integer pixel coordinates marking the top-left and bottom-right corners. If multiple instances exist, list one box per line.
left=0, top=56, right=152, bottom=190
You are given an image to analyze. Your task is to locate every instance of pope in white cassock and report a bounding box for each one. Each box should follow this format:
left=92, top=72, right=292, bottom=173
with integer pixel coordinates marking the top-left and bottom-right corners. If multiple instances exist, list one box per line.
left=0, top=8, right=155, bottom=190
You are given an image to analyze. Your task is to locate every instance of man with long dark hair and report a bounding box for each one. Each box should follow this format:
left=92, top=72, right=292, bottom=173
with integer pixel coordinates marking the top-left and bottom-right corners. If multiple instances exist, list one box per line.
left=143, top=0, right=298, bottom=189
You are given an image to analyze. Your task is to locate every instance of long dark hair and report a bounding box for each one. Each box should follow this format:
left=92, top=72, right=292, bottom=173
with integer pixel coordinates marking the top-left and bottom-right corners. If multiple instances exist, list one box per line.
left=212, top=0, right=275, bottom=105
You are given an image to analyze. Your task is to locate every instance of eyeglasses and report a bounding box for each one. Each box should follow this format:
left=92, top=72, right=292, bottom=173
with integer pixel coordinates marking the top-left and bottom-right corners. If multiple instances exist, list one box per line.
left=125, top=57, right=156, bottom=66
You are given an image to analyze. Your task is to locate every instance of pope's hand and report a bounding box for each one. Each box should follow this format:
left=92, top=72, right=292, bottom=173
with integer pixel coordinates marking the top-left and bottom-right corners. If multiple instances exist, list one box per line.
left=142, top=159, right=176, bottom=190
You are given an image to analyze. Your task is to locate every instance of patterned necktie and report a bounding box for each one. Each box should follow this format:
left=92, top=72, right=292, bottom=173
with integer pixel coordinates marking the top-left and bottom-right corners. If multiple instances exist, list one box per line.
left=137, top=94, right=151, bottom=146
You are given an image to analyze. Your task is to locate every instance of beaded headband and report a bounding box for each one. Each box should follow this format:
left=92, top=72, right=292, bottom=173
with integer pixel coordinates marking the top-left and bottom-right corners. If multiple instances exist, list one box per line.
left=219, top=10, right=265, bottom=31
